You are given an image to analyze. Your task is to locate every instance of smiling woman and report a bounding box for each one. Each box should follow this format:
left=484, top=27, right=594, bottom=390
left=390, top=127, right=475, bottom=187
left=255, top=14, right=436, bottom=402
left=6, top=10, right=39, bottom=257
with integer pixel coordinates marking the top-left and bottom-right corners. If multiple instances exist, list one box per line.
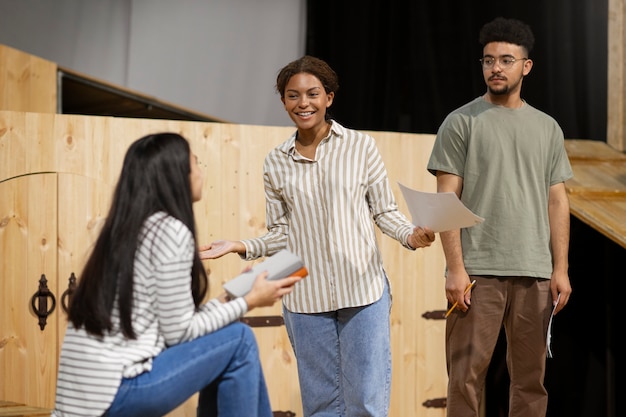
left=198, top=55, right=436, bottom=417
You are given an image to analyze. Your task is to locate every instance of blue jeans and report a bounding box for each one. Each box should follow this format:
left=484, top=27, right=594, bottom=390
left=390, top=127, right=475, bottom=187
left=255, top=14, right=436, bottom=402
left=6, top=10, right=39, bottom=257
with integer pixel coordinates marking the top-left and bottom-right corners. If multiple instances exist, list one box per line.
left=283, top=278, right=392, bottom=417
left=105, top=322, right=273, bottom=417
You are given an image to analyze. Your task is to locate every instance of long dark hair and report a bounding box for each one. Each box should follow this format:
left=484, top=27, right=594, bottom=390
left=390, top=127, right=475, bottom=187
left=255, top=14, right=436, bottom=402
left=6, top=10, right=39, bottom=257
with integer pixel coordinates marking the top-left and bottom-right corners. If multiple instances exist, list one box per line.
left=68, top=132, right=208, bottom=339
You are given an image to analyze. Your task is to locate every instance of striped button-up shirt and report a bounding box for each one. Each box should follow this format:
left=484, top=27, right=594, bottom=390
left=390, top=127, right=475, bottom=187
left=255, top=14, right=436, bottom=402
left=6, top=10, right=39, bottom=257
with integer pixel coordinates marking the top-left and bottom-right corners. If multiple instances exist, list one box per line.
left=242, top=121, right=415, bottom=313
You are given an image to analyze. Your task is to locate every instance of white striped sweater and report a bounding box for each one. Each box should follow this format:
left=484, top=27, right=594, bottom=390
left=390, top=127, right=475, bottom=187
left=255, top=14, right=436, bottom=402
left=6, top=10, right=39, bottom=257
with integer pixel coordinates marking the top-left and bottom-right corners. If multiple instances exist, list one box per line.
left=53, top=212, right=247, bottom=416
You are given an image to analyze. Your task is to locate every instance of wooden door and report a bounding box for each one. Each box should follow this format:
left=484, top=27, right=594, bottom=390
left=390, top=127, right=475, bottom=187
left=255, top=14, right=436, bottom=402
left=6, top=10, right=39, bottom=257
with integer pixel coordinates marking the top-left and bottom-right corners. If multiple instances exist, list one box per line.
left=55, top=173, right=112, bottom=341
left=55, top=172, right=201, bottom=417
left=0, top=174, right=58, bottom=408
left=0, top=172, right=112, bottom=409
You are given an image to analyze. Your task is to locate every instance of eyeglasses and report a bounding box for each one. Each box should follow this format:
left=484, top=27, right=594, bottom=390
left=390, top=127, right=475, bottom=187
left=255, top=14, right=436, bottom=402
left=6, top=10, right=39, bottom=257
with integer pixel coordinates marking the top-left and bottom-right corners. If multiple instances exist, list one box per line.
left=479, top=56, right=528, bottom=69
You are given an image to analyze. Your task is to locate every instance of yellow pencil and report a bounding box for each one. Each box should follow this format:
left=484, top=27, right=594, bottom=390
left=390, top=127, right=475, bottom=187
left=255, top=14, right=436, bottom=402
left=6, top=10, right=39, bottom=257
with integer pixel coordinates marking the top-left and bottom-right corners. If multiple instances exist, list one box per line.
left=445, top=279, right=477, bottom=318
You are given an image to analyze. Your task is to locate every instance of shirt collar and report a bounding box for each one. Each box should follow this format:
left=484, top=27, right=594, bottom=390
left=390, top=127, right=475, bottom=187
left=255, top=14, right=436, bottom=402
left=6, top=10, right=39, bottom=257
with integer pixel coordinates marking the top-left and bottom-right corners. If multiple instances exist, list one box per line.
left=280, top=120, right=344, bottom=156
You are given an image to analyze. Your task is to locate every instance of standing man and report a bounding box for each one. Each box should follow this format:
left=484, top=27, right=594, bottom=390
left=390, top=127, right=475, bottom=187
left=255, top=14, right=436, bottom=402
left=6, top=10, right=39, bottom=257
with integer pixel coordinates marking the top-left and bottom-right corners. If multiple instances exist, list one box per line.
left=427, top=17, right=573, bottom=417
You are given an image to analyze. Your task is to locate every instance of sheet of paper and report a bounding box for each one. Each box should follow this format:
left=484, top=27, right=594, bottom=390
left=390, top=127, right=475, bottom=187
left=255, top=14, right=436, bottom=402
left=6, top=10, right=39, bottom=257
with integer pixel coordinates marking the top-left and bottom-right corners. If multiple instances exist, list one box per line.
left=398, top=182, right=484, bottom=233
left=546, top=293, right=561, bottom=358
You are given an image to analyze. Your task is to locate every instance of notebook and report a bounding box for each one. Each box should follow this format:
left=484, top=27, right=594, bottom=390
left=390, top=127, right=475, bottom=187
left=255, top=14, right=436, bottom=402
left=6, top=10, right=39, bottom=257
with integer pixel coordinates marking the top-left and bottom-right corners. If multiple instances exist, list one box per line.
left=223, top=249, right=308, bottom=298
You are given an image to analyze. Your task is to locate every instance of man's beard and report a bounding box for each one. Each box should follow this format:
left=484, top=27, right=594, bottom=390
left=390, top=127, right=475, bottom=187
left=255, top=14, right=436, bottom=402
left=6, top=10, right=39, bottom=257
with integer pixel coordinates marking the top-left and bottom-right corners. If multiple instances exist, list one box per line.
left=488, top=85, right=510, bottom=95
left=487, top=75, right=523, bottom=96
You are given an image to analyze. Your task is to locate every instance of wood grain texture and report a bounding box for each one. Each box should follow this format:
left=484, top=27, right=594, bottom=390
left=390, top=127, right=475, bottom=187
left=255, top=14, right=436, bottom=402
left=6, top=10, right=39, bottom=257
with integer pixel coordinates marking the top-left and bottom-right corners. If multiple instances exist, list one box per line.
left=564, top=139, right=626, bottom=249
left=0, top=111, right=448, bottom=416
left=608, top=0, right=626, bottom=152
left=0, top=45, right=56, bottom=114
left=0, top=400, right=52, bottom=416
left=0, top=175, right=58, bottom=408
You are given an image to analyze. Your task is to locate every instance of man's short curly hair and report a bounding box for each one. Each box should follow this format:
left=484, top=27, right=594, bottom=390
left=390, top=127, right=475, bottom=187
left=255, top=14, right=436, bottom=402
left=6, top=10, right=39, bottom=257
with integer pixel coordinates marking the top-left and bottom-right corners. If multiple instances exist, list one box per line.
left=479, top=17, right=535, bottom=55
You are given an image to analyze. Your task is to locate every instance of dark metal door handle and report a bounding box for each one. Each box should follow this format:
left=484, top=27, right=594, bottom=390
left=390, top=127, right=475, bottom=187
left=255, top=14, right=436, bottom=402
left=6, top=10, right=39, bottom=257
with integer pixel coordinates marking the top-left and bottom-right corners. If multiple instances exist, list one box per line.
left=61, top=272, right=77, bottom=313
left=422, top=310, right=447, bottom=320
left=423, top=397, right=447, bottom=408
left=30, top=274, right=56, bottom=330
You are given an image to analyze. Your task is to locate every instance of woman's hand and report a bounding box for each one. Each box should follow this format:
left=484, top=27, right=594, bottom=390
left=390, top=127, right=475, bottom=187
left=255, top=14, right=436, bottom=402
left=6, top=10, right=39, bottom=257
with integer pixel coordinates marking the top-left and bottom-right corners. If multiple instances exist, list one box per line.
left=216, top=292, right=232, bottom=303
left=244, top=272, right=304, bottom=310
left=408, top=226, right=436, bottom=249
left=199, top=240, right=245, bottom=260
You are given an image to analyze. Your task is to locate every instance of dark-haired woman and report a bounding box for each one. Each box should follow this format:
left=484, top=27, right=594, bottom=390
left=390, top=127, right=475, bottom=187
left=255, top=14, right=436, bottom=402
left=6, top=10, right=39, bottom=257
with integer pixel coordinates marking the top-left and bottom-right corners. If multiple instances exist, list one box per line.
left=53, top=132, right=302, bottom=417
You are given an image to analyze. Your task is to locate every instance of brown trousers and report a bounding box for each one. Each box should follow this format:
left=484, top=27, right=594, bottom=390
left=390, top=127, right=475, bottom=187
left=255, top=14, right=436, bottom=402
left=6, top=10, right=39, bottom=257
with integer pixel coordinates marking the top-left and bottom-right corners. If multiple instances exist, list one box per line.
left=445, top=276, right=552, bottom=417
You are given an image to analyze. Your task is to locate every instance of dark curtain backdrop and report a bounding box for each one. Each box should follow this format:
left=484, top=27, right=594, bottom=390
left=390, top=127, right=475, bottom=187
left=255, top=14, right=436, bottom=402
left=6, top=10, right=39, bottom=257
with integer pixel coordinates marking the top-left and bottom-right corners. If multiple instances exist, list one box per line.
left=305, top=2, right=614, bottom=417
left=305, top=0, right=607, bottom=142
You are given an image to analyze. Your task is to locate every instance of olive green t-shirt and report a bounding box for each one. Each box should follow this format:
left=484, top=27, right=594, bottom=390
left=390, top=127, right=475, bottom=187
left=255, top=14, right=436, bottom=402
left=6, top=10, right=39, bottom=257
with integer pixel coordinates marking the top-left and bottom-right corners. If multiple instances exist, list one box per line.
left=427, top=97, right=573, bottom=278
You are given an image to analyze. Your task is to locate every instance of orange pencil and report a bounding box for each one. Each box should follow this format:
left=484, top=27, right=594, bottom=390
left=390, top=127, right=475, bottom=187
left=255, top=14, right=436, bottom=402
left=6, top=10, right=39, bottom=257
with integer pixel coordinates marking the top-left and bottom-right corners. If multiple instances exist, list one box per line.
left=445, top=279, right=477, bottom=318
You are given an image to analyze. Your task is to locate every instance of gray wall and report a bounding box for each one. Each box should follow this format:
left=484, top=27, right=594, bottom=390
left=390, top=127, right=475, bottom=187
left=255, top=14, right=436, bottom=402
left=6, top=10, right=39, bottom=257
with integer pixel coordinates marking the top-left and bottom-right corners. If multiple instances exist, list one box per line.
left=0, top=0, right=306, bottom=127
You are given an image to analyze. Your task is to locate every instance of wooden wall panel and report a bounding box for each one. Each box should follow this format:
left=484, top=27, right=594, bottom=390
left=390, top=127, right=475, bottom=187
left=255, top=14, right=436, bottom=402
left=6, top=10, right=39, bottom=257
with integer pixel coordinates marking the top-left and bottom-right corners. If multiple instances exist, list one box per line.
left=0, top=110, right=447, bottom=417
left=375, top=132, right=446, bottom=416
left=0, top=111, right=57, bottom=181
left=0, top=44, right=56, bottom=114
left=608, top=0, right=626, bottom=152
left=0, top=174, right=58, bottom=408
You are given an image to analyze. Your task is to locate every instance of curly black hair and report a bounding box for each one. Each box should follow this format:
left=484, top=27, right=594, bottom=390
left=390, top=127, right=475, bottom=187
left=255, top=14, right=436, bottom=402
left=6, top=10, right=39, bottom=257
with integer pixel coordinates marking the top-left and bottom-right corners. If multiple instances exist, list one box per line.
left=479, top=17, right=535, bottom=55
